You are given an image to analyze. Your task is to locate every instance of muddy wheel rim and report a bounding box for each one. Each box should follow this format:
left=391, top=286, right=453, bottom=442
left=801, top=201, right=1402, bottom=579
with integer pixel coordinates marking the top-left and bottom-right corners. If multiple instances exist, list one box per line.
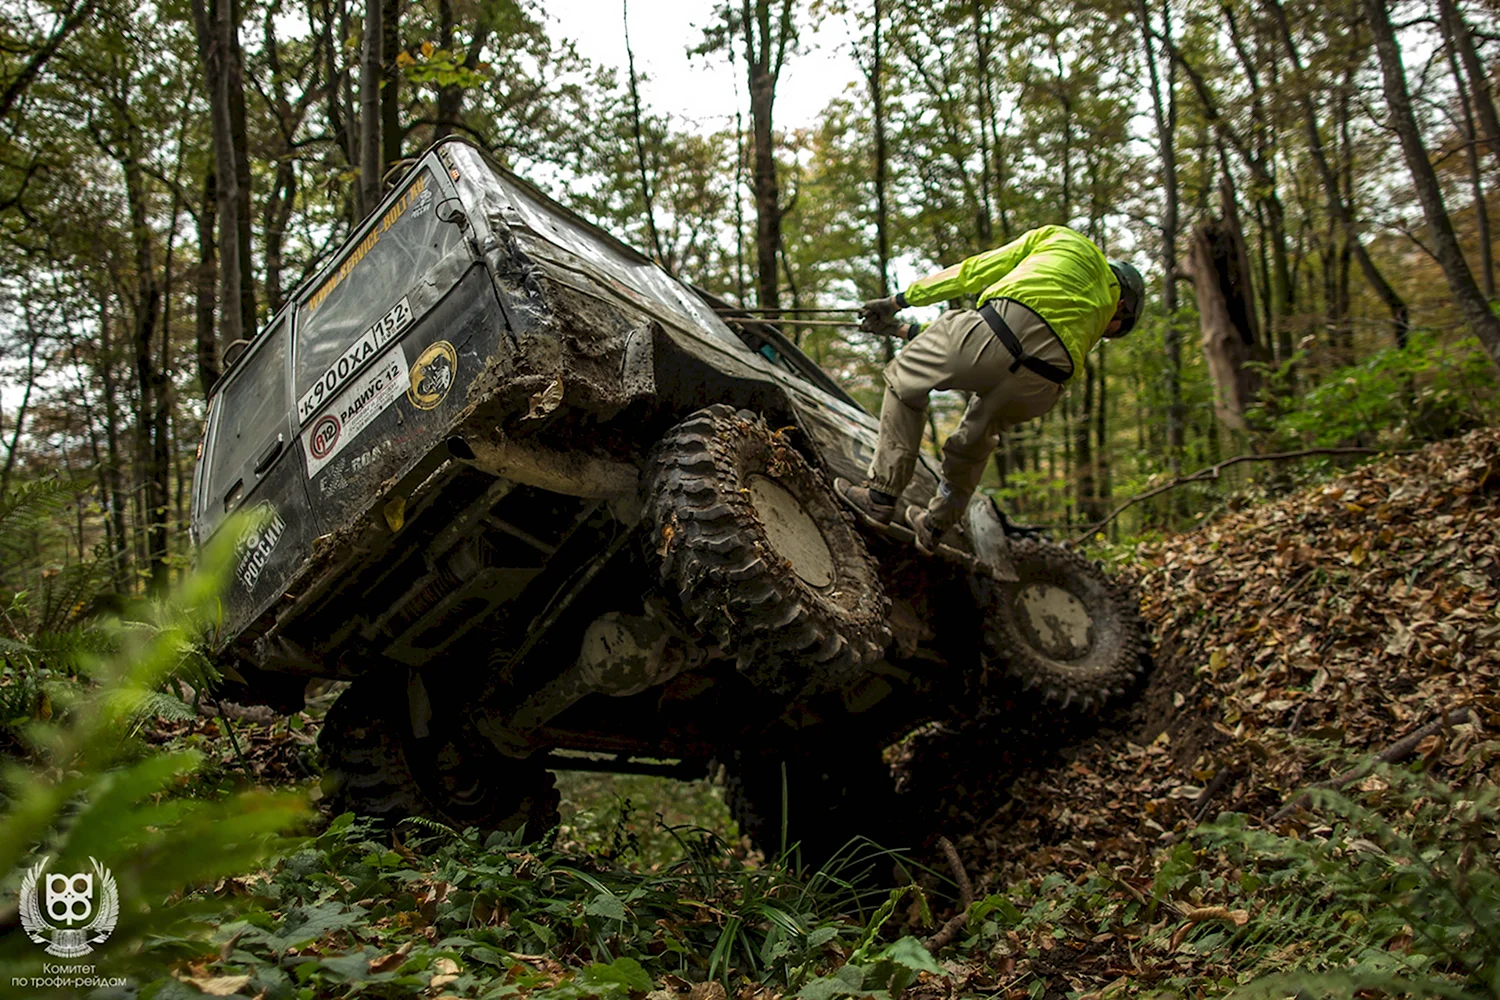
left=1015, top=582, right=1094, bottom=660
left=747, top=474, right=835, bottom=588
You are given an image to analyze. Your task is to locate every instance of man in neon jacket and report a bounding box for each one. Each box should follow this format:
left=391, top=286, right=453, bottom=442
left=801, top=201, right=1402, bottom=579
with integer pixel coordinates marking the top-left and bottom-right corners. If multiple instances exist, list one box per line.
left=837, top=225, right=1144, bottom=551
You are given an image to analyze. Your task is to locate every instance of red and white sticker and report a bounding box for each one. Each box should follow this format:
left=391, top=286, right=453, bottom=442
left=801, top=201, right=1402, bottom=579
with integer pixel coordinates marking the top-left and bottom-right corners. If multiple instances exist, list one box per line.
left=302, top=348, right=409, bottom=478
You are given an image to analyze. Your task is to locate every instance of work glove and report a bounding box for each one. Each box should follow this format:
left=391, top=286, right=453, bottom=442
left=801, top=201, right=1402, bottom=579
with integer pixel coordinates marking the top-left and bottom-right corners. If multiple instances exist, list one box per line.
left=860, top=296, right=901, bottom=338
left=860, top=296, right=898, bottom=330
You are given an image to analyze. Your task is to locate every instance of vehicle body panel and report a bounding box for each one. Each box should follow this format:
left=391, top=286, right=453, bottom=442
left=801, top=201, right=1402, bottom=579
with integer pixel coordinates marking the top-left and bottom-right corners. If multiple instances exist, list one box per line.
left=193, top=139, right=943, bottom=690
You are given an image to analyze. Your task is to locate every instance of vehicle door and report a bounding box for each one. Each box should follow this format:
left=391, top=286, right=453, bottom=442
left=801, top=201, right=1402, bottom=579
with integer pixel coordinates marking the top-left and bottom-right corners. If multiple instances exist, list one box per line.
left=291, top=160, right=501, bottom=532
left=194, top=316, right=318, bottom=631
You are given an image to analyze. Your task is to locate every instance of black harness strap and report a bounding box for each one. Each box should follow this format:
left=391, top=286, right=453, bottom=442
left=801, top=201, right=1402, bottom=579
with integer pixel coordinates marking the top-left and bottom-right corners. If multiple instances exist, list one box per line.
left=979, top=301, right=1072, bottom=384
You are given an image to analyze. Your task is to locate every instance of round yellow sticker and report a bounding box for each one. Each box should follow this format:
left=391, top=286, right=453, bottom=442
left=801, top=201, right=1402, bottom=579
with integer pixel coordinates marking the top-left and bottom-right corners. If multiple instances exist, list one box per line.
left=408, top=340, right=458, bottom=410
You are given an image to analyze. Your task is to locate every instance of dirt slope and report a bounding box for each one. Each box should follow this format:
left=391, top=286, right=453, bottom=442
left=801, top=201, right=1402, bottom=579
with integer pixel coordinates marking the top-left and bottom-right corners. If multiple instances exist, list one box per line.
left=907, top=428, right=1499, bottom=994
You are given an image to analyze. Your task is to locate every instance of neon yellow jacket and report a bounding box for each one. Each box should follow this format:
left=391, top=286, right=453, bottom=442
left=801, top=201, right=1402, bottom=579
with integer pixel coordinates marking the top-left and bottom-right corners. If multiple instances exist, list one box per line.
left=900, top=225, right=1119, bottom=378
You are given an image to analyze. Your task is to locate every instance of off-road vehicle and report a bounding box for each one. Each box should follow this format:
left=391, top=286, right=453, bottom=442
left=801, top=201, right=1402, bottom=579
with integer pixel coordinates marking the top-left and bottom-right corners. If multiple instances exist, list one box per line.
left=192, top=139, right=1148, bottom=858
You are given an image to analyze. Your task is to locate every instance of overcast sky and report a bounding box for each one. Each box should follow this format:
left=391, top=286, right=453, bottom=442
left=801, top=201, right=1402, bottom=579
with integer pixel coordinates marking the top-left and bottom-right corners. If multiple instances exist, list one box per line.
left=543, top=0, right=864, bottom=134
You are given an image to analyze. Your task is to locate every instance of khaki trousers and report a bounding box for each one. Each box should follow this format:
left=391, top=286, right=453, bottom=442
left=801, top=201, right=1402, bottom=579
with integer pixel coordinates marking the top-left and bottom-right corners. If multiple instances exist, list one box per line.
left=867, top=303, right=1067, bottom=519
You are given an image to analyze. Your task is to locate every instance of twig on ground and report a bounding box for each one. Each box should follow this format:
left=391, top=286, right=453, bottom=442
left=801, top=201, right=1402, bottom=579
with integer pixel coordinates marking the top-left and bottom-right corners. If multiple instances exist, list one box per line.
left=924, top=837, right=975, bottom=952
left=1270, top=706, right=1478, bottom=822
left=1070, top=447, right=1399, bottom=544
left=1161, top=762, right=1243, bottom=845
left=1263, top=570, right=1318, bottom=618
left=1193, top=764, right=1241, bottom=823
left=940, top=836, right=974, bottom=908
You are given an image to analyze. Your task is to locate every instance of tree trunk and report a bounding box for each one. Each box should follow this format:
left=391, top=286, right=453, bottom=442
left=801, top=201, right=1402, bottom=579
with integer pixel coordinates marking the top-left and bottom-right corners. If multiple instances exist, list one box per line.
left=872, top=0, right=890, bottom=295
left=1096, top=340, right=1111, bottom=524
left=734, top=107, right=748, bottom=303
left=0, top=327, right=39, bottom=497
left=969, top=1, right=995, bottom=247
left=158, top=188, right=179, bottom=583
left=1441, top=10, right=1495, bottom=298
left=1189, top=179, right=1266, bottom=432
left=322, top=0, right=350, bottom=163
left=871, top=0, right=896, bottom=362
left=226, top=0, right=254, bottom=339
left=191, top=0, right=253, bottom=347
left=740, top=0, right=795, bottom=318
left=263, top=156, right=297, bottom=314
left=123, top=152, right=169, bottom=595
left=359, top=0, right=383, bottom=217
left=1074, top=357, right=1099, bottom=522
left=1261, top=0, right=1410, bottom=345
left=97, top=293, right=129, bottom=592
left=624, top=0, right=663, bottom=263
left=434, top=0, right=492, bottom=143
left=1436, top=0, right=1500, bottom=171
left=1138, top=0, right=1183, bottom=473
left=1363, top=0, right=1500, bottom=368
left=196, top=167, right=219, bottom=396
left=381, top=0, right=401, bottom=169
left=748, top=47, right=780, bottom=315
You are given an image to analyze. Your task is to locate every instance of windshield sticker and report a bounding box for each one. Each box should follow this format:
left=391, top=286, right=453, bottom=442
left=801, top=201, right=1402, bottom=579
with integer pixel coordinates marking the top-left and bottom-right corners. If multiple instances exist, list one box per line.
left=236, top=503, right=287, bottom=591
left=302, top=349, right=410, bottom=478
left=306, top=173, right=429, bottom=314
left=408, top=341, right=457, bottom=410
left=297, top=296, right=413, bottom=422
left=411, top=187, right=433, bottom=219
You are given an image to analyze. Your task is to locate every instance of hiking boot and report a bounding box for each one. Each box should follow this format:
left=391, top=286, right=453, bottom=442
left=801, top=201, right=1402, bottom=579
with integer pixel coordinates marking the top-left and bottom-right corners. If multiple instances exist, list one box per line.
left=906, top=504, right=954, bottom=555
left=834, top=477, right=896, bottom=525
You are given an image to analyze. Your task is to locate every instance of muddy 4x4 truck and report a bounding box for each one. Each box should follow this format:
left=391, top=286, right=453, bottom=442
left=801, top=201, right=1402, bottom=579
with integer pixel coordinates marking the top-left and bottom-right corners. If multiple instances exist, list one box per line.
left=193, top=139, right=1149, bottom=859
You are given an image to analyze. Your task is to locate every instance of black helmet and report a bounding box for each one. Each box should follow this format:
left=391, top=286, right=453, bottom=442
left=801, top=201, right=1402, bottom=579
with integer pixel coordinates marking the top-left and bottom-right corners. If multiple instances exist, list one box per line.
left=1109, top=260, right=1145, bottom=335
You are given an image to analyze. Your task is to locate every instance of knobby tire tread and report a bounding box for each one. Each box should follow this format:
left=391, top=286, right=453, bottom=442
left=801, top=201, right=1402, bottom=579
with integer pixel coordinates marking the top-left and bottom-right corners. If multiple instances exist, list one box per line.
left=647, top=405, right=890, bottom=694
left=983, top=537, right=1149, bottom=711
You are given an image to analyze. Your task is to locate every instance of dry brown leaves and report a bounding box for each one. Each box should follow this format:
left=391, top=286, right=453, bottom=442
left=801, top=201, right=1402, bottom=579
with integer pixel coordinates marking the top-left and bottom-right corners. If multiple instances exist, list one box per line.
left=944, top=428, right=1500, bottom=996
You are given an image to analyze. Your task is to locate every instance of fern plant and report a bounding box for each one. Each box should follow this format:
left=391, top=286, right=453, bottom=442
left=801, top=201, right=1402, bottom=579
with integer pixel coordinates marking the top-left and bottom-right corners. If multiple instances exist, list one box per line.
left=0, top=480, right=116, bottom=760
left=0, top=478, right=231, bottom=755
left=0, top=520, right=307, bottom=979
left=1195, top=762, right=1500, bottom=998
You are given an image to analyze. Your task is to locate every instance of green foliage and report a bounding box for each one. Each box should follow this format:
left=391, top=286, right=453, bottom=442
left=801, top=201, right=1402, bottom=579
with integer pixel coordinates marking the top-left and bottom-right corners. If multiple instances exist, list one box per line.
left=1197, top=763, right=1500, bottom=998
left=0, top=480, right=107, bottom=641
left=0, top=480, right=114, bottom=751
left=149, top=812, right=930, bottom=998
left=1255, top=333, right=1498, bottom=449
left=951, top=756, right=1500, bottom=999
left=0, top=521, right=307, bottom=979
left=398, top=41, right=492, bottom=91
left=0, top=479, right=227, bottom=755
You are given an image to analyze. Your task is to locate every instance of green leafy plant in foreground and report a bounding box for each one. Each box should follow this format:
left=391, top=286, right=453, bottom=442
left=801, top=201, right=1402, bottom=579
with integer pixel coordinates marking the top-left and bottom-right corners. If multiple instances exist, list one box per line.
left=0, top=481, right=114, bottom=743
left=0, top=518, right=307, bottom=980
left=155, top=815, right=941, bottom=999
left=1198, top=761, right=1500, bottom=999
left=948, top=756, right=1500, bottom=1000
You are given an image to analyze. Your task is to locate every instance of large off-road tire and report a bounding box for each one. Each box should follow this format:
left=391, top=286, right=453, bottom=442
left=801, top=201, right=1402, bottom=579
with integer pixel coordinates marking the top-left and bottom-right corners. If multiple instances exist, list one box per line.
left=647, top=405, right=890, bottom=693
left=719, top=742, right=903, bottom=869
left=982, top=537, right=1148, bottom=711
left=319, top=681, right=559, bottom=838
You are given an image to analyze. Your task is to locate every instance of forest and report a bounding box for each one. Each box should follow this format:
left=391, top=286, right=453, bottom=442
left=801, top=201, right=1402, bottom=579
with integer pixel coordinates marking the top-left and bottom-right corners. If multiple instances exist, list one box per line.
left=2, top=0, right=1499, bottom=996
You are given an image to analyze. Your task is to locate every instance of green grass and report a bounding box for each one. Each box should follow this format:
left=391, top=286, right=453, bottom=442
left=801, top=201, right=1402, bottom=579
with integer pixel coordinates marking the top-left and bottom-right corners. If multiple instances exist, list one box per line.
left=554, top=771, right=740, bottom=867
